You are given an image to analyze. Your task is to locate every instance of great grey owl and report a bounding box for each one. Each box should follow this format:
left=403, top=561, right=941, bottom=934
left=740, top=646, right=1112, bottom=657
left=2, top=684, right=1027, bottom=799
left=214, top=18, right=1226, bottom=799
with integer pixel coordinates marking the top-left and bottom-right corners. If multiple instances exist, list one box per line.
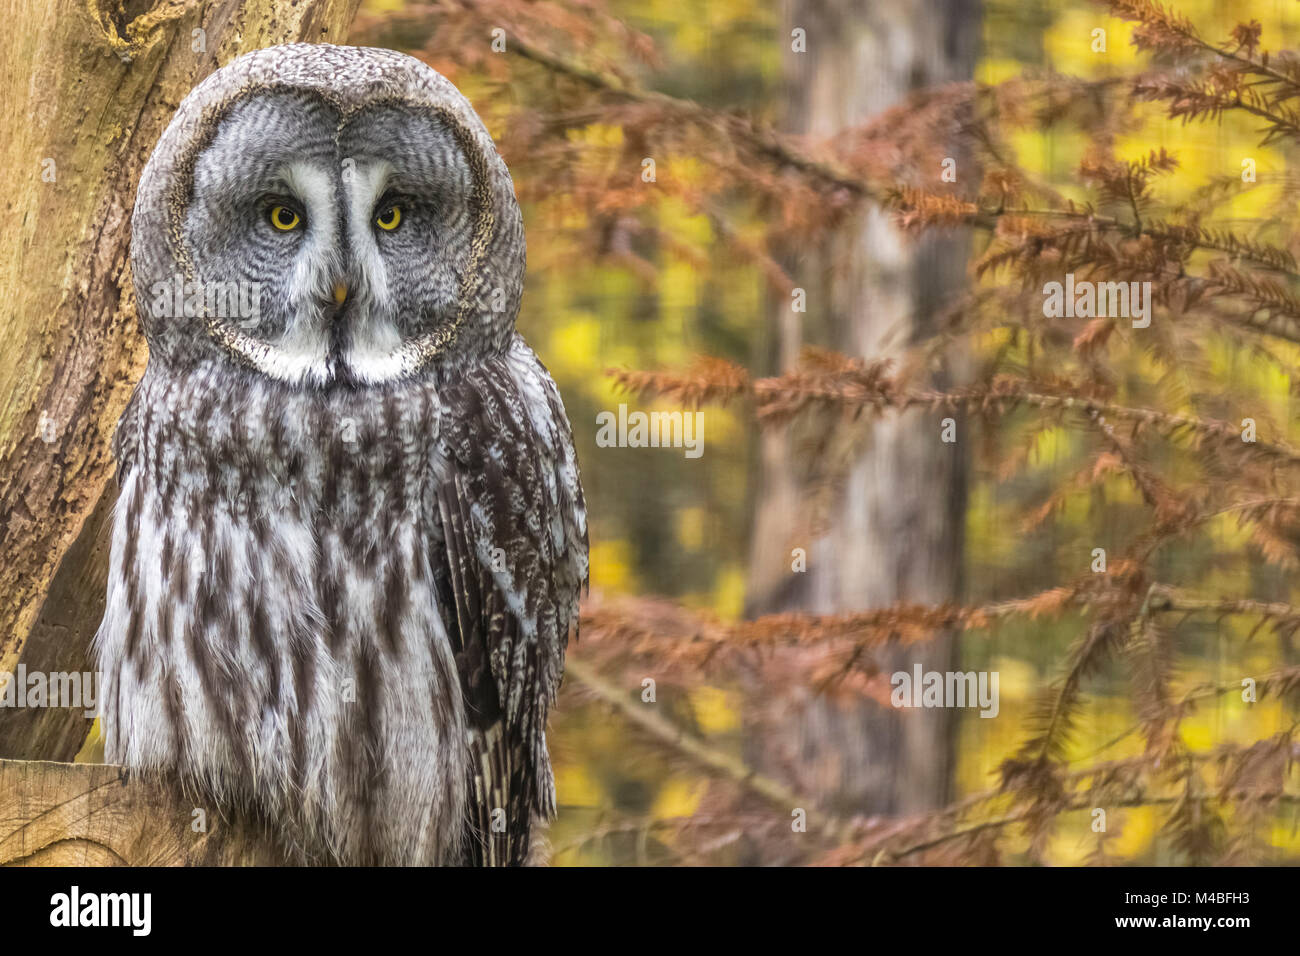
left=94, top=44, right=588, bottom=866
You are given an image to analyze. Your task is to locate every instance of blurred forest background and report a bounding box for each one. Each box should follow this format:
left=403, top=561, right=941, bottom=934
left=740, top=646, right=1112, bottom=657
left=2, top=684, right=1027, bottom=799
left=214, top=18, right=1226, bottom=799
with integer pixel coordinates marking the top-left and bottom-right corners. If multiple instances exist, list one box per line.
left=349, top=0, right=1300, bottom=865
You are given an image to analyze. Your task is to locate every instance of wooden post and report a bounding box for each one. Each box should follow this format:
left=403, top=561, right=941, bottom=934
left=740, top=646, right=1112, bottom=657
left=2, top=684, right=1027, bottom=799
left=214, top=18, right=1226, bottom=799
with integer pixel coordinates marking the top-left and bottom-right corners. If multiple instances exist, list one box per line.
left=0, top=759, right=291, bottom=865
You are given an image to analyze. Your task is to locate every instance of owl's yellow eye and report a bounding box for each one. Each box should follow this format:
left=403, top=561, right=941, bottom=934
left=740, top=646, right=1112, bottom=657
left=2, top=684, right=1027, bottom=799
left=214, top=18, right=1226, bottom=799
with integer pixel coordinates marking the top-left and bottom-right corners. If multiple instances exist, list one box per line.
left=269, top=205, right=301, bottom=231
left=376, top=205, right=402, bottom=231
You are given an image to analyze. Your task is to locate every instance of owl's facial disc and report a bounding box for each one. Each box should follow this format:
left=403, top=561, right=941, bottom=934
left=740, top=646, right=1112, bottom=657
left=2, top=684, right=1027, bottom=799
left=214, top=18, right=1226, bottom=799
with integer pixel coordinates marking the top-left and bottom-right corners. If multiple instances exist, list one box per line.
left=181, top=91, right=478, bottom=388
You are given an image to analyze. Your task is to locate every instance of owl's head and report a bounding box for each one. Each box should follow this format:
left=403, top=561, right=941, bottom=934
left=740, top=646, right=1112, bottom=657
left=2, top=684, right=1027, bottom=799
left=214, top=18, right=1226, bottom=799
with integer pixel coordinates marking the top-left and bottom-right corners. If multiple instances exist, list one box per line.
left=131, top=44, right=524, bottom=388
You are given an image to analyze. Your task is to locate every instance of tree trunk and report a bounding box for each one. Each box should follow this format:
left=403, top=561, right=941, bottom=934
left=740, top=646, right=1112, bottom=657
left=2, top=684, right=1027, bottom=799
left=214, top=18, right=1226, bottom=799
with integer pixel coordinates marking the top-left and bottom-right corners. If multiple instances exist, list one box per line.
left=0, top=0, right=361, bottom=761
left=746, top=0, right=980, bottom=820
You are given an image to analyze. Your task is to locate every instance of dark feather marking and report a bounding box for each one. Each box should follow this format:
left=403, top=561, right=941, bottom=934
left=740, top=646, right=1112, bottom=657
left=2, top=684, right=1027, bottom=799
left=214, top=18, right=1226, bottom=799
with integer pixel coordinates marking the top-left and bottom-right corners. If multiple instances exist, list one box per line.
left=173, top=540, right=191, bottom=598
left=124, top=590, right=144, bottom=665
left=251, top=596, right=279, bottom=700
left=355, top=641, right=385, bottom=863
left=163, top=661, right=188, bottom=765
left=319, top=550, right=344, bottom=655
left=380, top=563, right=407, bottom=656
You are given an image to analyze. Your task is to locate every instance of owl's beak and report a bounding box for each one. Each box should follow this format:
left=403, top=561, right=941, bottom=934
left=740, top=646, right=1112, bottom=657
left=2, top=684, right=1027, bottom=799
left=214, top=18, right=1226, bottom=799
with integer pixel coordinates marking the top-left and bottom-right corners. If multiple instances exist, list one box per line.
left=332, top=282, right=349, bottom=306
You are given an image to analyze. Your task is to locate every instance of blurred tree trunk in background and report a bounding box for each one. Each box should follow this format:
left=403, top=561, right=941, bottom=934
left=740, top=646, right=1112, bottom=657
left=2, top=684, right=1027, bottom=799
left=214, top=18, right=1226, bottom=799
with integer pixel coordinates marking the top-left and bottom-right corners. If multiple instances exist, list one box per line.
left=0, top=0, right=360, bottom=761
left=746, top=0, right=980, bottom=821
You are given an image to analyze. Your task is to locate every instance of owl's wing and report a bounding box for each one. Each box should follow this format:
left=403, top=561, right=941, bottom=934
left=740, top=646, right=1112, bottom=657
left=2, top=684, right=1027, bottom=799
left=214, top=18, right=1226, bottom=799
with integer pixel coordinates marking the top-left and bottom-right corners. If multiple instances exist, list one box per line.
left=432, top=335, right=588, bottom=866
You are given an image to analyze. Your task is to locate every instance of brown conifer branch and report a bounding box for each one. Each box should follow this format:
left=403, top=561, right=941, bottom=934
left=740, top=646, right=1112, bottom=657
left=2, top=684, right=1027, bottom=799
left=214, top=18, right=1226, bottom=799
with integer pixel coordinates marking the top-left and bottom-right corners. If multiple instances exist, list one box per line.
left=1146, top=586, right=1300, bottom=624
left=578, top=580, right=1300, bottom=678
left=499, top=27, right=876, bottom=200
left=563, top=658, right=849, bottom=840
left=1106, top=0, right=1300, bottom=94
left=1103, top=1, right=1300, bottom=144
left=609, top=361, right=1300, bottom=465
left=496, top=1, right=1300, bottom=277
left=912, top=199, right=1300, bottom=284
left=550, top=813, right=782, bottom=861
left=863, top=734, right=1300, bottom=864
left=878, top=791, right=1300, bottom=864
left=578, top=584, right=1091, bottom=663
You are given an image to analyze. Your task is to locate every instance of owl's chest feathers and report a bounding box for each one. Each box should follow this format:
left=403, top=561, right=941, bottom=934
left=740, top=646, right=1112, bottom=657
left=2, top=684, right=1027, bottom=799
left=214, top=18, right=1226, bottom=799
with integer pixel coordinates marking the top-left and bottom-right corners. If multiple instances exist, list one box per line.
left=120, top=370, right=455, bottom=654
left=101, top=369, right=472, bottom=859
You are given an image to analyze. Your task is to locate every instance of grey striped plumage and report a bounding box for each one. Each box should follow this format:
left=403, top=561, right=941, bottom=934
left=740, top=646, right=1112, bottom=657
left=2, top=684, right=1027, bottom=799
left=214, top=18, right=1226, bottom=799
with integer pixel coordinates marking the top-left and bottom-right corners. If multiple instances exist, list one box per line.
left=95, top=44, right=587, bottom=866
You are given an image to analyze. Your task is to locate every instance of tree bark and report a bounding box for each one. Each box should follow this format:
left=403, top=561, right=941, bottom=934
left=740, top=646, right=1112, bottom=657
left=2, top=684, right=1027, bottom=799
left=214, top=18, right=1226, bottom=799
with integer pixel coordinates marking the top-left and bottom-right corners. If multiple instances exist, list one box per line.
left=746, top=0, right=980, bottom=819
left=0, top=0, right=361, bottom=761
